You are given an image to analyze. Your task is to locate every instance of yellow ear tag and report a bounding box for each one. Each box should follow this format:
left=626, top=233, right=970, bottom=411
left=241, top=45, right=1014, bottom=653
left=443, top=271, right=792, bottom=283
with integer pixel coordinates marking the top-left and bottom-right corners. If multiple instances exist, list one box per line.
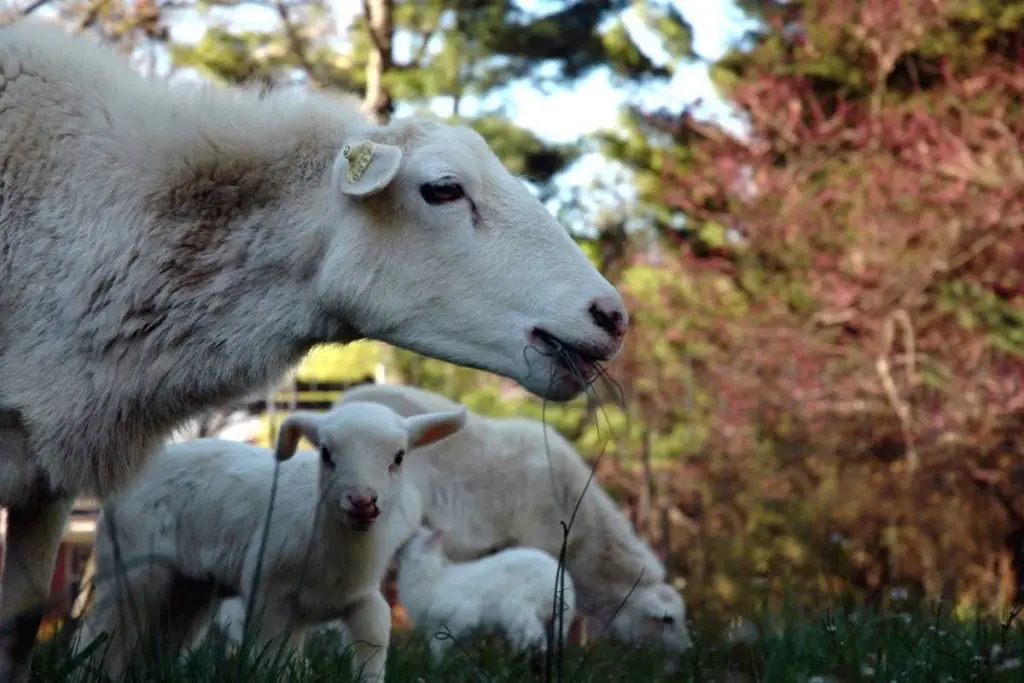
left=342, top=140, right=376, bottom=183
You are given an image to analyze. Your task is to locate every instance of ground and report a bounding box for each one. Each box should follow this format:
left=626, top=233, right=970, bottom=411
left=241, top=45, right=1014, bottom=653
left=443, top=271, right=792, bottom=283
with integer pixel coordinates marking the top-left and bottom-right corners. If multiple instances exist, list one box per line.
left=25, top=604, right=1024, bottom=682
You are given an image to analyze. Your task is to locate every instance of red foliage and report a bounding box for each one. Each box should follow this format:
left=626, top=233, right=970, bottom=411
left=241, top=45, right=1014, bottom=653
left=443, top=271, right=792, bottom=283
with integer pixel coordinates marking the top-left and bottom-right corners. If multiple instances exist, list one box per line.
left=613, top=0, right=1024, bottom=616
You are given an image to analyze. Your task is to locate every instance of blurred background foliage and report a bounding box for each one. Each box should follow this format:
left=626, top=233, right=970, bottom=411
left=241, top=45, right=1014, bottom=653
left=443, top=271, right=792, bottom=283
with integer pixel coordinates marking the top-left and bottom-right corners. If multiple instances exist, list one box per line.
left=6, top=0, right=1024, bottom=629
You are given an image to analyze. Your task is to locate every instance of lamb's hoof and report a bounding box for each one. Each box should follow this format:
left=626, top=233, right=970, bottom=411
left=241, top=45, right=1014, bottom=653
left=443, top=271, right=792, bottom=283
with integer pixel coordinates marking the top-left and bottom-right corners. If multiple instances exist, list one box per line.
left=526, top=649, right=548, bottom=677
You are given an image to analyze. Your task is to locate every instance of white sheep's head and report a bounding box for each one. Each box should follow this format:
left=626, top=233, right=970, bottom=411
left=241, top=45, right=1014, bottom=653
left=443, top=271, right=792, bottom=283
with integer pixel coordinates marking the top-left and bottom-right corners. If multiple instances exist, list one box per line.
left=317, top=118, right=629, bottom=403
left=611, top=582, right=691, bottom=663
left=274, top=402, right=466, bottom=532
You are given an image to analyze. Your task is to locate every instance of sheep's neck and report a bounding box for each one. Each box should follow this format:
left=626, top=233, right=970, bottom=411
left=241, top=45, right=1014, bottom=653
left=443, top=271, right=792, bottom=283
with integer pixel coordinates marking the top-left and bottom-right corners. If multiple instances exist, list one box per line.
left=82, top=155, right=355, bottom=451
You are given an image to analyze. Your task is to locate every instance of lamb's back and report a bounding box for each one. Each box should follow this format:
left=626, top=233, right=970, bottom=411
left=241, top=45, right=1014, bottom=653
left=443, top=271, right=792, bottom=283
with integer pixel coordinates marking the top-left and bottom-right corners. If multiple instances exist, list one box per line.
left=441, top=548, right=562, bottom=610
left=95, top=441, right=289, bottom=574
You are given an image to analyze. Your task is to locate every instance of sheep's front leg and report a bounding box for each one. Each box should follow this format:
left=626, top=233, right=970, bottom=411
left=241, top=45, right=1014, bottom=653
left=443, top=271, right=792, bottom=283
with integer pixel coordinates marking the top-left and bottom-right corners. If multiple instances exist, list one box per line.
left=0, top=496, right=75, bottom=683
left=339, top=591, right=391, bottom=683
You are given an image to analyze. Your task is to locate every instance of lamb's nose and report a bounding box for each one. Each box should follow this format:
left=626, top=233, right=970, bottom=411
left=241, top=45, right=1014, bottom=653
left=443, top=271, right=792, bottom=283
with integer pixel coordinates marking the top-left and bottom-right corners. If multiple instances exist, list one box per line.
left=347, top=488, right=378, bottom=510
left=587, top=295, right=629, bottom=339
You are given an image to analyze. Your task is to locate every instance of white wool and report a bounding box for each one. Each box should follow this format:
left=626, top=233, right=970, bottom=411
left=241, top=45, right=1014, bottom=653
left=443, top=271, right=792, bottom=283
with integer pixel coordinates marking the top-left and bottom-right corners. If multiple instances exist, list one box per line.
left=394, top=527, right=577, bottom=661
left=73, top=401, right=467, bottom=682
left=335, top=385, right=692, bottom=664
left=187, top=598, right=247, bottom=653
left=0, top=21, right=627, bottom=677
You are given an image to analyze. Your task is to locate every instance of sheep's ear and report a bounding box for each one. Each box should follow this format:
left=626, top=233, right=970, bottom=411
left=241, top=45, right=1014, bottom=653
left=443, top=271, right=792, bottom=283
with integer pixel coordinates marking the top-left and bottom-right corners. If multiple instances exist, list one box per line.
left=332, top=140, right=403, bottom=197
left=275, top=412, right=322, bottom=462
left=405, top=408, right=467, bottom=450
left=426, top=528, right=445, bottom=548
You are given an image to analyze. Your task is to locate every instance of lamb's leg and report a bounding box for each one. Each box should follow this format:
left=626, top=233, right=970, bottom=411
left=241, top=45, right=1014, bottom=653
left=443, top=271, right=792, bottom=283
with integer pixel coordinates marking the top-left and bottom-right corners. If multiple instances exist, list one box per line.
left=185, top=598, right=246, bottom=658
left=339, top=591, right=391, bottom=683
left=76, top=562, right=175, bottom=680
left=427, top=632, right=452, bottom=665
left=243, top=594, right=306, bottom=661
left=500, top=606, right=548, bottom=654
left=172, top=594, right=221, bottom=664
left=0, top=495, right=74, bottom=683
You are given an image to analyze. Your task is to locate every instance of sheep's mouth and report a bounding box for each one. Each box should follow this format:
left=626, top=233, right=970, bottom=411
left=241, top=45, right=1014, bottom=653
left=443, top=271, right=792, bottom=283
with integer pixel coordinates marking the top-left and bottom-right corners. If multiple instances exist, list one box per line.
left=531, top=329, right=605, bottom=385
left=344, top=509, right=380, bottom=531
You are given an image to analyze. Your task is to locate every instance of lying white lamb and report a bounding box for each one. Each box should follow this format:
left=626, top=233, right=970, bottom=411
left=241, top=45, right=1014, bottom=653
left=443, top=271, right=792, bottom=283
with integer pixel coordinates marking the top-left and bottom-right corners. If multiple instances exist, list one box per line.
left=335, top=384, right=692, bottom=668
left=394, top=526, right=577, bottom=662
left=0, top=22, right=627, bottom=679
left=74, top=401, right=467, bottom=681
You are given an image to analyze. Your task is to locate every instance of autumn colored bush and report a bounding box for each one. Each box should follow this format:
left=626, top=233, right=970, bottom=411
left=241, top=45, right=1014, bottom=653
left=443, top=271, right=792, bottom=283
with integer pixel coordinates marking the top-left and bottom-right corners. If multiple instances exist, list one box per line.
left=603, top=0, right=1024, bottom=622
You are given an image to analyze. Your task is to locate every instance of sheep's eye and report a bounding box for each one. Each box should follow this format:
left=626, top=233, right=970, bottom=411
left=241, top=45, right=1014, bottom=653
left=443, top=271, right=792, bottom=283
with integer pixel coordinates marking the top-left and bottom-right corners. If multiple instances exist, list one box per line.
left=419, top=180, right=465, bottom=205
left=655, top=615, right=675, bottom=626
left=393, top=450, right=405, bottom=467
left=319, top=446, right=333, bottom=466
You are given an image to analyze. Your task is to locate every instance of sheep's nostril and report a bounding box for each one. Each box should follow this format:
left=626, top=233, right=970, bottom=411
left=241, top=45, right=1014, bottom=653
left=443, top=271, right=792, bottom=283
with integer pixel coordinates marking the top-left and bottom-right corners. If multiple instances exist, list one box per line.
left=587, top=297, right=627, bottom=339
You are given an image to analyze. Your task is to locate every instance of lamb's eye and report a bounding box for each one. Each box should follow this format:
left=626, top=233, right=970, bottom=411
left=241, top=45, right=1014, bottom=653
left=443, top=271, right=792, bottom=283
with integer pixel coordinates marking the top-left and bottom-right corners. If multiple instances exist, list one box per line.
left=419, top=180, right=465, bottom=205
left=393, top=449, right=405, bottom=467
left=319, top=446, right=333, bottom=466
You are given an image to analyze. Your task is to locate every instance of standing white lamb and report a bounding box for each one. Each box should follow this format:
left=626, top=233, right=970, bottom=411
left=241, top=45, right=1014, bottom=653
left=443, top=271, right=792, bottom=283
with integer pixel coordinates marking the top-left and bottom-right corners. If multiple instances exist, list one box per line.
left=0, top=21, right=628, bottom=679
left=194, top=598, right=247, bottom=654
left=394, top=526, right=577, bottom=663
left=335, top=385, right=692, bottom=667
left=73, top=401, right=467, bottom=681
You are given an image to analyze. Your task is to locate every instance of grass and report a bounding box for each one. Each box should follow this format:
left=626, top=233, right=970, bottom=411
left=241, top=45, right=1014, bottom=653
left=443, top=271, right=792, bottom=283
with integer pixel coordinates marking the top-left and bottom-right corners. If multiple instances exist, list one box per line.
left=24, top=603, right=1024, bottom=682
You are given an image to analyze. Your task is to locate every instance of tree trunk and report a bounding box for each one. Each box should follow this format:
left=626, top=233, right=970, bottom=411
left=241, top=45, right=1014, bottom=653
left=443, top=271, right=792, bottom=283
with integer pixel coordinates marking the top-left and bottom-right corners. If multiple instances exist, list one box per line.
left=362, top=0, right=394, bottom=124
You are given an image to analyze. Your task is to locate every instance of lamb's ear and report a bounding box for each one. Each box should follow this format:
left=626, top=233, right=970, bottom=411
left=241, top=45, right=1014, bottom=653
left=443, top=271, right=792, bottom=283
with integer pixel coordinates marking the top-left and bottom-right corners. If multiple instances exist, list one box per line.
left=426, top=528, right=445, bottom=548
left=332, top=140, right=403, bottom=197
left=405, top=408, right=467, bottom=450
left=275, top=412, right=323, bottom=462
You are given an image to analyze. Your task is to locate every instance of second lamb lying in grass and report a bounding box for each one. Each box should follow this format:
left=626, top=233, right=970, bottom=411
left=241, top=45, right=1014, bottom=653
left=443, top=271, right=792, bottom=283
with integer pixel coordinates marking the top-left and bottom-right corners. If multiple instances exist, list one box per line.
left=74, top=401, right=467, bottom=682
left=395, top=526, right=577, bottom=662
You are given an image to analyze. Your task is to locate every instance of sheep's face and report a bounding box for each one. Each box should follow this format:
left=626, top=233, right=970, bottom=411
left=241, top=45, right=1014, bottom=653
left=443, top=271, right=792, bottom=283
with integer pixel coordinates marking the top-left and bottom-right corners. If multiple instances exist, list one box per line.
left=319, top=120, right=629, bottom=404
left=273, top=403, right=467, bottom=532
left=613, top=583, right=691, bottom=662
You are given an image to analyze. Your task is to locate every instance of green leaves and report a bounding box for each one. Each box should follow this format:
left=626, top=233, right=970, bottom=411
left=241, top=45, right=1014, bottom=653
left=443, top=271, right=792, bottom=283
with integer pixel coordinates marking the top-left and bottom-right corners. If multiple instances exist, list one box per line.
left=467, top=115, right=580, bottom=183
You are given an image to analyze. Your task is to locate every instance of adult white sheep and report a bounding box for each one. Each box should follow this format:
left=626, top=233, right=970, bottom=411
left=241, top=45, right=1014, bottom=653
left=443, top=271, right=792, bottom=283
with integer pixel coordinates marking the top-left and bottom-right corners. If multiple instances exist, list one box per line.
left=0, top=21, right=628, bottom=679
left=73, top=400, right=467, bottom=681
left=334, top=384, right=691, bottom=668
left=395, top=526, right=578, bottom=663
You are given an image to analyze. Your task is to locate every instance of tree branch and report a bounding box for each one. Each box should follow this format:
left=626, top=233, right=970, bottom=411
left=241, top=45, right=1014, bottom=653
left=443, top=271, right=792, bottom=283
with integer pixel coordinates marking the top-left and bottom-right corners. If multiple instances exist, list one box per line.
left=273, top=0, right=324, bottom=88
left=19, top=0, right=52, bottom=16
left=411, top=21, right=437, bottom=67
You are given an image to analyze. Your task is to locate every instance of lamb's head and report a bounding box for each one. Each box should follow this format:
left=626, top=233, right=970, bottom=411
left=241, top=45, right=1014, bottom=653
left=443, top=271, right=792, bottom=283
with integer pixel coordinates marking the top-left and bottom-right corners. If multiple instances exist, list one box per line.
left=316, top=118, right=628, bottom=403
left=274, top=402, right=466, bottom=532
left=394, top=526, right=447, bottom=573
left=611, top=582, right=691, bottom=662
left=395, top=528, right=444, bottom=565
